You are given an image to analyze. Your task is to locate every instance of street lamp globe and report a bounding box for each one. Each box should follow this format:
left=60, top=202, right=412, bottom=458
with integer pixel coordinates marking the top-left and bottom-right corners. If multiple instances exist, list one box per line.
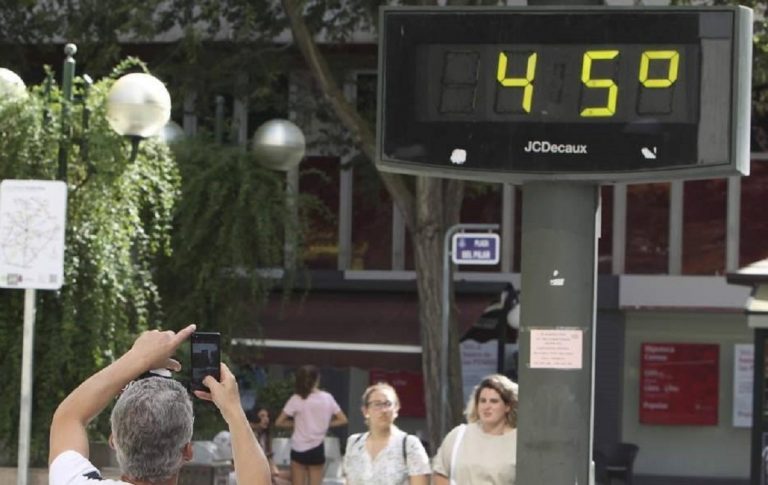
left=251, top=119, right=306, bottom=171
left=105, top=73, right=171, bottom=138
left=157, top=120, right=184, bottom=145
left=0, top=67, right=27, bottom=100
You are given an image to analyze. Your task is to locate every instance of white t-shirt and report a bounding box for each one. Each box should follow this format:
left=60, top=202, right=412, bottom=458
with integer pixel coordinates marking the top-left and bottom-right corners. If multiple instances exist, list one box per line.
left=283, top=390, right=341, bottom=451
left=432, top=422, right=517, bottom=485
left=343, top=427, right=431, bottom=485
left=49, top=450, right=127, bottom=485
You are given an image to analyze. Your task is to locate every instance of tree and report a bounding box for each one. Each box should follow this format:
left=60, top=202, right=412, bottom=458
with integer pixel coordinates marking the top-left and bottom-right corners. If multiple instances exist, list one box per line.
left=277, top=0, right=472, bottom=449
left=0, top=61, right=180, bottom=464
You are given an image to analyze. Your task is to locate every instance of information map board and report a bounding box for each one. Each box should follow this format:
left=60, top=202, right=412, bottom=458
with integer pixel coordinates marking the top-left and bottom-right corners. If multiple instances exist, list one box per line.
left=377, top=7, right=752, bottom=182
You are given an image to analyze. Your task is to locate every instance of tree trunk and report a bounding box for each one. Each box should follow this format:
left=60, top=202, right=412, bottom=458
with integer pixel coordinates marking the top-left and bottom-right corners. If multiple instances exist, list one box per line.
left=280, top=0, right=466, bottom=450
left=412, top=177, right=464, bottom=451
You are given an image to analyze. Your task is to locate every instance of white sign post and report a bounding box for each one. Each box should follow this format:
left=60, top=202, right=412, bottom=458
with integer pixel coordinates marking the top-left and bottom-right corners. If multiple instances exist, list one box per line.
left=0, top=179, right=67, bottom=485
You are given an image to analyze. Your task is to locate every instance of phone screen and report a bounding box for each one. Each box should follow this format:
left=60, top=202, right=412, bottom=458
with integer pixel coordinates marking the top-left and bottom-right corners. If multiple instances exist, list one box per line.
left=190, top=332, right=221, bottom=391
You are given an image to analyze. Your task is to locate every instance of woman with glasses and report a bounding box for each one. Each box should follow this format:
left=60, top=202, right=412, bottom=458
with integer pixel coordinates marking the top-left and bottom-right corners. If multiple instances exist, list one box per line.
left=343, top=383, right=430, bottom=485
left=432, top=374, right=518, bottom=485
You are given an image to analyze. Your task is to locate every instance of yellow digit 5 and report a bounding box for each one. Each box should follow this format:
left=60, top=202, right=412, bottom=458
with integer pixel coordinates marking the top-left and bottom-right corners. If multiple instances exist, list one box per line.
left=497, top=51, right=537, bottom=113
left=580, top=50, right=619, bottom=117
left=639, top=50, right=679, bottom=88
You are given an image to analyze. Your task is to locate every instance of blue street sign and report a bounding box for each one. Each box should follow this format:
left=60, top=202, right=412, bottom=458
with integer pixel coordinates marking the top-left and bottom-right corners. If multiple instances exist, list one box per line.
left=451, top=232, right=500, bottom=265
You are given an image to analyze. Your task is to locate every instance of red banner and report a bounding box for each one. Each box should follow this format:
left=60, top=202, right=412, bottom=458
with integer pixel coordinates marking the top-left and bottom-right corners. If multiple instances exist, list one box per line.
left=639, top=342, right=719, bottom=425
left=369, top=369, right=426, bottom=417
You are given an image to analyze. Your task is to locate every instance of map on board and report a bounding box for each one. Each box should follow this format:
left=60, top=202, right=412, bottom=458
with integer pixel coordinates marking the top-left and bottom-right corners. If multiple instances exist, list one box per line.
left=0, top=180, right=67, bottom=290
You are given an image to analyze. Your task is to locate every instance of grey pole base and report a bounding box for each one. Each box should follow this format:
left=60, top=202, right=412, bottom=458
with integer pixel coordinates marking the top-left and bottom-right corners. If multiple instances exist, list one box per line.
left=517, top=182, right=598, bottom=485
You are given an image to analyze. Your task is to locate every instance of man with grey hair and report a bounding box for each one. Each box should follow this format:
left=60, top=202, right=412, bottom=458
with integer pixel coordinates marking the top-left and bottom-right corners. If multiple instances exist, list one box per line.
left=48, top=324, right=271, bottom=485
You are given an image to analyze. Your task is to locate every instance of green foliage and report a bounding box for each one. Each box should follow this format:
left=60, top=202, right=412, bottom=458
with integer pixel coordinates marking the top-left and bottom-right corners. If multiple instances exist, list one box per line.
left=256, top=375, right=296, bottom=437
left=157, top=137, right=290, bottom=341
left=0, top=71, right=180, bottom=465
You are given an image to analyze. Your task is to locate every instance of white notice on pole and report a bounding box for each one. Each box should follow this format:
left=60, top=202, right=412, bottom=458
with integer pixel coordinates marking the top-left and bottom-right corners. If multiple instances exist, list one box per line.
left=0, top=180, right=67, bottom=290
left=530, top=328, right=583, bottom=369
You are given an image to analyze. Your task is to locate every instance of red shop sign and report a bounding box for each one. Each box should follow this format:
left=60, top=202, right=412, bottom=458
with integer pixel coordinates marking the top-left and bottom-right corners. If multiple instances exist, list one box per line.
left=639, top=342, right=719, bottom=425
left=369, top=369, right=426, bottom=417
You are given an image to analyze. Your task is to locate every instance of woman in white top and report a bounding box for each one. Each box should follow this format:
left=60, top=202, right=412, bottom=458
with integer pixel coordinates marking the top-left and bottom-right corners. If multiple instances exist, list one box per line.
left=343, top=383, right=430, bottom=485
left=433, top=374, right=518, bottom=485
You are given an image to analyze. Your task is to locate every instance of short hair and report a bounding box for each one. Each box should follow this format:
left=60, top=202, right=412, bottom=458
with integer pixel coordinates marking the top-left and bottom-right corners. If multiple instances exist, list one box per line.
left=110, top=377, right=194, bottom=482
left=464, top=374, right=518, bottom=428
left=294, top=365, right=320, bottom=399
left=361, top=382, right=399, bottom=408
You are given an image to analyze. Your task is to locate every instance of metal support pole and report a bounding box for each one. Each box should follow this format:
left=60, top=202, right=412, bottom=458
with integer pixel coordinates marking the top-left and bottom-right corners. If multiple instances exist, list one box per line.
left=517, top=182, right=598, bottom=485
left=441, top=222, right=499, bottom=439
left=17, top=288, right=37, bottom=485
left=57, top=44, right=76, bottom=182
left=285, top=167, right=300, bottom=271
left=214, top=95, right=225, bottom=144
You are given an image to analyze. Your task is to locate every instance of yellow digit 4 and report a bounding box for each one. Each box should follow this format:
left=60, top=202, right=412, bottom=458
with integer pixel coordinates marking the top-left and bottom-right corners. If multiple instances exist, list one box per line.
left=497, top=51, right=537, bottom=113
left=580, top=50, right=619, bottom=117
left=639, top=50, right=679, bottom=88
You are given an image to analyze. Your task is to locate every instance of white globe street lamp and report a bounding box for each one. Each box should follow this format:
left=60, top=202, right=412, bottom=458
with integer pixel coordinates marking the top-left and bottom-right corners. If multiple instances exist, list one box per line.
left=106, top=72, right=172, bottom=160
left=252, top=118, right=306, bottom=270
left=0, top=67, right=27, bottom=101
left=157, top=120, right=185, bottom=145
left=251, top=118, right=306, bottom=171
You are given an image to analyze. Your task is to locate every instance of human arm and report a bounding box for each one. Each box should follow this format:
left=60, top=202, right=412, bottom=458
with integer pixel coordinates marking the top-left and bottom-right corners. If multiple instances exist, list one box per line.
left=195, top=363, right=271, bottom=485
left=48, top=324, right=196, bottom=464
left=274, top=411, right=294, bottom=429
left=406, top=435, right=431, bottom=485
left=431, top=425, right=460, bottom=485
left=409, top=475, right=429, bottom=485
left=330, top=409, right=348, bottom=428
left=268, top=457, right=281, bottom=477
left=342, top=432, right=363, bottom=482
left=433, top=474, right=450, bottom=485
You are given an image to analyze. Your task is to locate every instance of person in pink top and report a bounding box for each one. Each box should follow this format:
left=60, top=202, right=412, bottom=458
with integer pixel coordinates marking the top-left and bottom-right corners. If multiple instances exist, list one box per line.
left=275, top=365, right=348, bottom=485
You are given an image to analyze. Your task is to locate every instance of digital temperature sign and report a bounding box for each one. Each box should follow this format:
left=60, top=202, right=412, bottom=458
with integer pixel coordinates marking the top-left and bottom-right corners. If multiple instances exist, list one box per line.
left=376, top=7, right=752, bottom=182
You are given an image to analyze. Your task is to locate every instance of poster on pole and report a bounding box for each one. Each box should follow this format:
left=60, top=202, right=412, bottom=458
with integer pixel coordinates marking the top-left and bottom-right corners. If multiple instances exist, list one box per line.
left=529, top=328, right=583, bottom=369
left=733, top=343, right=753, bottom=428
left=0, top=180, right=67, bottom=290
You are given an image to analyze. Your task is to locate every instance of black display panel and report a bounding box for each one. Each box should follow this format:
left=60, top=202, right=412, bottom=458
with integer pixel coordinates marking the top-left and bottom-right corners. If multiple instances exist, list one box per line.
left=376, top=7, right=752, bottom=182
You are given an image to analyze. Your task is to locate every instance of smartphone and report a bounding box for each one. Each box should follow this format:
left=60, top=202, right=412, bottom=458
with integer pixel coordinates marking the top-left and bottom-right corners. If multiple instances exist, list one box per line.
left=190, top=332, right=221, bottom=391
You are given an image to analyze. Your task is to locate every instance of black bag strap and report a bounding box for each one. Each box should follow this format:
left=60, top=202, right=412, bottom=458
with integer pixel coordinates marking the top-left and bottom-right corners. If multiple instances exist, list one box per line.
left=403, top=434, right=413, bottom=466
left=353, top=432, right=367, bottom=446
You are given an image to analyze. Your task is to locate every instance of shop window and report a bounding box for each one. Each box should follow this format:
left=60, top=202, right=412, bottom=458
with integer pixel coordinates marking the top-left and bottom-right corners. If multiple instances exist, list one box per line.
left=625, top=183, right=670, bottom=274
left=682, top=179, right=726, bottom=274
left=741, top=160, right=768, bottom=267
left=300, top=156, right=340, bottom=269
left=352, top=161, right=393, bottom=269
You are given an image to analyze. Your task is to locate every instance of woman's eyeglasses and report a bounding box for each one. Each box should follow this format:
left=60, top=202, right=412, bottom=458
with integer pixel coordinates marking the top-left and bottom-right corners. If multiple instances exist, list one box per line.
left=367, top=400, right=395, bottom=410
